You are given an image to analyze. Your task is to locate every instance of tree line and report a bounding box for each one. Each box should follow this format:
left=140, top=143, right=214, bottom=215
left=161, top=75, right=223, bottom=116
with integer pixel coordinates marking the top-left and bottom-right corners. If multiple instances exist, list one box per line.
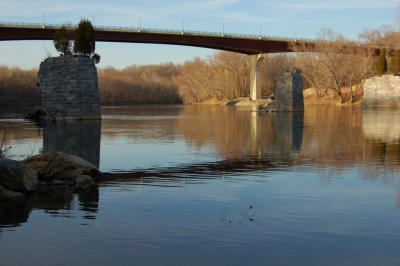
left=2, top=25, right=400, bottom=106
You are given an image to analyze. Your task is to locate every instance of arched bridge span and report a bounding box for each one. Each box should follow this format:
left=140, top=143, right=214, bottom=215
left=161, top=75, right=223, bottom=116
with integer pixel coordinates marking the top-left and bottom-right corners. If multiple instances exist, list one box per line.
left=0, top=23, right=311, bottom=54
left=0, top=23, right=381, bottom=102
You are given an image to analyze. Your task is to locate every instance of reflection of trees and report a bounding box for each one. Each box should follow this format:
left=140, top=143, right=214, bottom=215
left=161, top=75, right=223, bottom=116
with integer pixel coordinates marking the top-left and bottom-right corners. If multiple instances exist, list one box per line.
left=101, top=106, right=182, bottom=142
left=4, top=105, right=400, bottom=217
left=175, top=105, right=303, bottom=161
left=300, top=107, right=365, bottom=166
left=174, top=106, right=400, bottom=182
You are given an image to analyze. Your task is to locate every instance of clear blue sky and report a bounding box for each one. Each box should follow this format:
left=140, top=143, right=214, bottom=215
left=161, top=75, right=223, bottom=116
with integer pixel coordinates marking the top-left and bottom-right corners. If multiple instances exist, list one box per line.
left=0, top=0, right=398, bottom=69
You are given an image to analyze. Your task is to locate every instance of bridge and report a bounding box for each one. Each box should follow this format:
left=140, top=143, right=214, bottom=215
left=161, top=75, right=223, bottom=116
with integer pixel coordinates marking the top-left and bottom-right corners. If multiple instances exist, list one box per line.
left=0, top=23, right=378, bottom=101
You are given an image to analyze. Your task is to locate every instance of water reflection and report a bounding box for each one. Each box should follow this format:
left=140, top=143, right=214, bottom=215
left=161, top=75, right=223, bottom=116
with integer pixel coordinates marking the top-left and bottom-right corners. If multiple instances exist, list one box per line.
left=2, top=106, right=400, bottom=265
left=174, top=106, right=304, bottom=162
left=362, top=110, right=400, bottom=164
left=43, top=120, right=101, bottom=167
left=2, top=106, right=400, bottom=223
left=0, top=187, right=99, bottom=227
left=363, top=109, right=400, bottom=143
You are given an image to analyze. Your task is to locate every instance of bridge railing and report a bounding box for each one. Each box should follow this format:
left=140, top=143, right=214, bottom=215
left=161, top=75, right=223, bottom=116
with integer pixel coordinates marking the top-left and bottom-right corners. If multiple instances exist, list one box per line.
left=0, top=22, right=315, bottom=42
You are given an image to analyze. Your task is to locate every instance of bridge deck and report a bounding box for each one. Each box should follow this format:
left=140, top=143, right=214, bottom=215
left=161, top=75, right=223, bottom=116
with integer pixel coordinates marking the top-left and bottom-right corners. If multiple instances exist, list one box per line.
left=0, top=23, right=310, bottom=54
left=0, top=23, right=383, bottom=55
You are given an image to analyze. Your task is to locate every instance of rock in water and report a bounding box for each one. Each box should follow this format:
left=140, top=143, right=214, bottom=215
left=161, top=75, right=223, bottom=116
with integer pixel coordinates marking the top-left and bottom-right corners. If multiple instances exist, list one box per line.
left=0, top=185, right=26, bottom=204
left=0, top=158, right=38, bottom=192
left=23, top=150, right=99, bottom=190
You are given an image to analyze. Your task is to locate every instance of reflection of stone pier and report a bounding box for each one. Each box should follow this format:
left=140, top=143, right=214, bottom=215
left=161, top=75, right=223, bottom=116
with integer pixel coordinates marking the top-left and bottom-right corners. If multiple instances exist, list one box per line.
left=269, top=112, right=304, bottom=154
left=43, top=120, right=101, bottom=167
left=248, top=111, right=304, bottom=158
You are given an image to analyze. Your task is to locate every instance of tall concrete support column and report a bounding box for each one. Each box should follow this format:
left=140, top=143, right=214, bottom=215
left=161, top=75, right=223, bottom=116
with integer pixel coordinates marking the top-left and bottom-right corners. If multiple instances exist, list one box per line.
left=247, top=54, right=265, bottom=101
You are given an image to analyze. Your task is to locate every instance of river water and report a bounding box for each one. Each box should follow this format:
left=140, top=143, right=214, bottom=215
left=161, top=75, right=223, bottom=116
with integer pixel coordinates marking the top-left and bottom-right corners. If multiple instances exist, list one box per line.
left=1, top=105, right=400, bottom=265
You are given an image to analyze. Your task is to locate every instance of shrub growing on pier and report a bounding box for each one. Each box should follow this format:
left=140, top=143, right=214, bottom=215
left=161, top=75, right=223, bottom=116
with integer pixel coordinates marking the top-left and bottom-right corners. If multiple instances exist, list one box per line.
left=73, top=19, right=95, bottom=56
left=390, top=49, right=400, bottom=75
left=376, top=49, right=387, bottom=75
left=53, top=26, right=72, bottom=56
left=92, top=53, right=101, bottom=64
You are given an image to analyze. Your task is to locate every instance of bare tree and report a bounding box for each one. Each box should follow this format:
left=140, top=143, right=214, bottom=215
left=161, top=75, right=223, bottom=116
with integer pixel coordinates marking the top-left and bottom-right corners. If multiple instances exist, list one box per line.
left=291, top=28, right=375, bottom=103
left=209, top=52, right=248, bottom=99
left=260, top=54, right=292, bottom=96
left=174, top=57, right=215, bottom=103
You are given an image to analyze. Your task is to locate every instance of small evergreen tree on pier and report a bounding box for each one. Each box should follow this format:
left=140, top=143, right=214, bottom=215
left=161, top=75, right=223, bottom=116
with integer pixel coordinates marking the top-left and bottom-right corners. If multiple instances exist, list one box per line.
left=73, top=19, right=95, bottom=56
left=53, top=26, right=72, bottom=56
left=376, top=49, right=387, bottom=75
left=390, top=49, right=400, bottom=75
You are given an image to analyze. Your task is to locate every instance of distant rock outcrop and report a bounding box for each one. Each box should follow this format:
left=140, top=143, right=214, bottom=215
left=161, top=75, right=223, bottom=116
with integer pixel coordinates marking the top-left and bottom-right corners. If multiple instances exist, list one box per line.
left=363, top=74, right=400, bottom=107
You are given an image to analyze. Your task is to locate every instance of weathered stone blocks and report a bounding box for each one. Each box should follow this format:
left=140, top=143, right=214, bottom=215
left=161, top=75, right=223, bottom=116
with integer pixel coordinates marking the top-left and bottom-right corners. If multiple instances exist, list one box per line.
left=262, top=69, right=304, bottom=112
left=38, top=56, right=101, bottom=120
left=363, top=74, right=400, bottom=108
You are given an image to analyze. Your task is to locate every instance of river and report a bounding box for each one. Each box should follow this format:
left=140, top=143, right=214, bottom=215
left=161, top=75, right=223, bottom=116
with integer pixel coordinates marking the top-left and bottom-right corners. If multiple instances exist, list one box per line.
left=1, top=105, right=400, bottom=265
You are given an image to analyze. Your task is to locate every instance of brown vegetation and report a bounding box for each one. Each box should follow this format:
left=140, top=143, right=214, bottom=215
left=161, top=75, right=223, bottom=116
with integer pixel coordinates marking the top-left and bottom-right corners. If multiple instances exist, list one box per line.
left=291, top=29, right=375, bottom=104
left=98, top=63, right=181, bottom=104
left=0, top=66, right=39, bottom=106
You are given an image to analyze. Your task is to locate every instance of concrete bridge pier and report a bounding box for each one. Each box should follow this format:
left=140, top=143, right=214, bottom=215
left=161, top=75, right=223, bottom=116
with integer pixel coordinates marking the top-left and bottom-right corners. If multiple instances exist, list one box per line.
left=247, top=54, right=265, bottom=101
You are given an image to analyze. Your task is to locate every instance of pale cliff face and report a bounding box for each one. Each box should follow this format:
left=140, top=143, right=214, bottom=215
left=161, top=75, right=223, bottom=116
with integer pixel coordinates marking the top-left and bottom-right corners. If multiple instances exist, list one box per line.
left=363, top=74, right=400, bottom=107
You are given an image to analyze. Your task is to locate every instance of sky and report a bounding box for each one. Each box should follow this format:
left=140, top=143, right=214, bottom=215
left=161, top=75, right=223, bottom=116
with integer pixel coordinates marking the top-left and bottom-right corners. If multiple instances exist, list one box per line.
left=0, top=0, right=399, bottom=69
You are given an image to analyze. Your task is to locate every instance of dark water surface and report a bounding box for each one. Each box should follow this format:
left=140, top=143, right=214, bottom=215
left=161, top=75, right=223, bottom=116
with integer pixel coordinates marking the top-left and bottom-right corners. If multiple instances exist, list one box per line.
left=1, top=105, right=400, bottom=265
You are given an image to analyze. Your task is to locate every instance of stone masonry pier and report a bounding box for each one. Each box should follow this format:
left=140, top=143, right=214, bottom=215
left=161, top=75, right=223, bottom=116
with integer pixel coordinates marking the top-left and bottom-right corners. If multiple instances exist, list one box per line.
left=363, top=74, right=400, bottom=108
left=38, top=56, right=101, bottom=120
left=261, top=69, right=304, bottom=112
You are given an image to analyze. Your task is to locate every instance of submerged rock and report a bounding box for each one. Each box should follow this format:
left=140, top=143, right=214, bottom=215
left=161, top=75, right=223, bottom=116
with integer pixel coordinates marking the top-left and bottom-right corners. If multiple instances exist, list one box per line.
left=23, top=150, right=99, bottom=191
left=0, top=158, right=38, bottom=192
